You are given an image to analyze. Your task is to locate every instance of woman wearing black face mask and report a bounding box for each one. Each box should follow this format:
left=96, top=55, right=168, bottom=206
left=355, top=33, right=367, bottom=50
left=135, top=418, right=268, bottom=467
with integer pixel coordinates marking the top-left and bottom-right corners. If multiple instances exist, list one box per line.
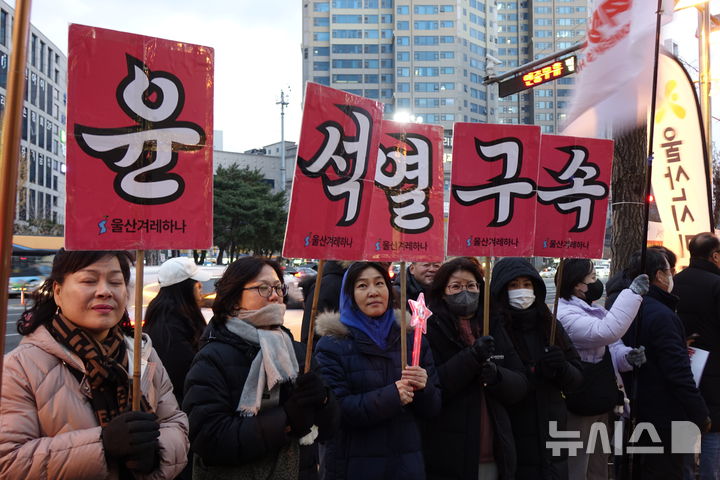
left=422, top=257, right=528, bottom=480
left=556, top=259, right=649, bottom=480
left=490, top=257, right=583, bottom=480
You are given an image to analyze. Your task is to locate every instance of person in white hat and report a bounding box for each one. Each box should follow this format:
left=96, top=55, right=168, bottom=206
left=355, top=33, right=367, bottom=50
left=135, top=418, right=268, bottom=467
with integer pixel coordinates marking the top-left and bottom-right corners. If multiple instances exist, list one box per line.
left=143, top=257, right=211, bottom=480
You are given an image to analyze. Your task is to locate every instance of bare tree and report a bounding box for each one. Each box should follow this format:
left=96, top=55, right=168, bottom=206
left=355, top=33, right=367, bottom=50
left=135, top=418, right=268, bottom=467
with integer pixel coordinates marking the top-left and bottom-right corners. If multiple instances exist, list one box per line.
left=610, top=126, right=648, bottom=275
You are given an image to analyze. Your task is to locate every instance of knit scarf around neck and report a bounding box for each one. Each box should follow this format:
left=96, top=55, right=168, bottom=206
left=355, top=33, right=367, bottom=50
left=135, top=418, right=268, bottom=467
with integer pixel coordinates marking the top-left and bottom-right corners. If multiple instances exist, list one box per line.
left=225, top=303, right=299, bottom=416
left=46, top=313, right=152, bottom=426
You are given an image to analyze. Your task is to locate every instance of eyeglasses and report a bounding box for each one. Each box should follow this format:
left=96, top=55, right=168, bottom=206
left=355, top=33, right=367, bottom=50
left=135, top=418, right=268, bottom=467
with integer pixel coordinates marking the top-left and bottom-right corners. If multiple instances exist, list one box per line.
left=243, top=284, right=288, bottom=298
left=446, top=282, right=480, bottom=294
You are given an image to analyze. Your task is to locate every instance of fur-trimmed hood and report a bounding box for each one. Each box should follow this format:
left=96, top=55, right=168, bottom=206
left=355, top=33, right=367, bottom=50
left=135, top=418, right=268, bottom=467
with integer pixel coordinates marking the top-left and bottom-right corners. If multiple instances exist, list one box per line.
left=315, top=308, right=409, bottom=338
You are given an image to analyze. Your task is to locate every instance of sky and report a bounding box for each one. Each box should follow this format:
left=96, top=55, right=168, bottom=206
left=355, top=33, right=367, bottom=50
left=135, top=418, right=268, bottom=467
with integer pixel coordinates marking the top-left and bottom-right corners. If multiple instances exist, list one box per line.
left=17, top=0, right=304, bottom=153
left=9, top=0, right=720, bottom=152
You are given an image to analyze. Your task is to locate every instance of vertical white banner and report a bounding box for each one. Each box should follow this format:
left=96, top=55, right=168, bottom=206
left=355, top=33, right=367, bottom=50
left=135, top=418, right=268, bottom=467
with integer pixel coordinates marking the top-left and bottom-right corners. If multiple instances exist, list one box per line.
left=651, top=51, right=712, bottom=265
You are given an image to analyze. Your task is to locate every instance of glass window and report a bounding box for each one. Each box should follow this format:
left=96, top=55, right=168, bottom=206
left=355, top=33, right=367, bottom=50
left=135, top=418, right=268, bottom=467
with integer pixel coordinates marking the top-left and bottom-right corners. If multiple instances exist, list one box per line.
left=333, top=14, right=362, bottom=23
left=315, top=17, right=330, bottom=26
left=314, top=2, right=330, bottom=11
left=397, top=67, right=410, bottom=77
left=440, top=5, right=454, bottom=12
left=396, top=82, right=410, bottom=92
left=397, top=21, right=409, bottom=30
left=313, top=76, right=330, bottom=85
left=332, top=0, right=362, bottom=7
left=29, top=151, right=36, bottom=183
left=314, top=47, right=329, bottom=56
left=414, top=5, right=438, bottom=14
left=364, top=15, right=378, bottom=24
left=414, top=21, right=438, bottom=30
left=314, top=61, right=330, bottom=71
left=396, top=5, right=409, bottom=14
left=364, top=89, right=379, bottom=98
left=333, top=44, right=362, bottom=54
left=333, top=29, right=362, bottom=38
left=364, top=74, right=379, bottom=83
left=414, top=36, right=439, bottom=45
left=397, top=51, right=410, bottom=61
left=333, top=74, right=362, bottom=83
left=314, top=32, right=330, bottom=41
left=365, top=29, right=379, bottom=39
left=0, top=10, right=7, bottom=46
left=415, top=51, right=439, bottom=61
left=331, top=59, right=362, bottom=69
left=396, top=36, right=410, bottom=46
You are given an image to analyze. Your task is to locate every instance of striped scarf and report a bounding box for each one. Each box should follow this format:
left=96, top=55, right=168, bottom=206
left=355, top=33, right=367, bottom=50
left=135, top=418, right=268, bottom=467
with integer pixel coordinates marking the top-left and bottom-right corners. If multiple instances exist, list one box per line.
left=47, top=313, right=153, bottom=426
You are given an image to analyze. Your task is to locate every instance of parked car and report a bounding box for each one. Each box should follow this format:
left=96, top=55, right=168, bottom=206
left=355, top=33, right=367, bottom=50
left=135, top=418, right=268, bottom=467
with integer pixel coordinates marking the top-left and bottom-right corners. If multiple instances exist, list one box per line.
left=8, top=264, right=51, bottom=297
left=292, top=266, right=318, bottom=280
left=540, top=267, right=557, bottom=278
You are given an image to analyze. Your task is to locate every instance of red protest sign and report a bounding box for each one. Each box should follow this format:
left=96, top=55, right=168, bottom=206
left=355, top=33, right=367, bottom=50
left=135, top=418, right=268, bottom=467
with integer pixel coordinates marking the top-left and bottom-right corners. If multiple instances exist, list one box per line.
left=283, top=83, right=384, bottom=260
left=533, top=135, right=613, bottom=258
left=364, top=120, right=445, bottom=262
left=66, top=24, right=213, bottom=250
left=447, top=123, right=541, bottom=257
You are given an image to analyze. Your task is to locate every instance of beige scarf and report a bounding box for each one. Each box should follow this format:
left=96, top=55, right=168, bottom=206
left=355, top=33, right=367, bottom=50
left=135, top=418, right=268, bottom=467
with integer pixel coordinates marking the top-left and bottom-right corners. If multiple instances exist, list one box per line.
left=225, top=303, right=299, bottom=416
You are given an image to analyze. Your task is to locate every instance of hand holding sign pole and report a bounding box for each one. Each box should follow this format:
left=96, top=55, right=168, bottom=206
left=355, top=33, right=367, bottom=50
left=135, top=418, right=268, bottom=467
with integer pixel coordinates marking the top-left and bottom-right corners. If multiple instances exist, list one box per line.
left=408, top=293, right=432, bottom=367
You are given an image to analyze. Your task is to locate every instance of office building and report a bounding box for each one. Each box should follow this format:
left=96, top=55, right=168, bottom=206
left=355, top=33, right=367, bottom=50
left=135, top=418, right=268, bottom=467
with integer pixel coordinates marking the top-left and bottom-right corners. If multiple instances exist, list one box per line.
left=302, top=0, right=497, bottom=156
left=302, top=0, right=589, bottom=142
left=495, top=0, right=588, bottom=133
left=0, top=0, right=68, bottom=230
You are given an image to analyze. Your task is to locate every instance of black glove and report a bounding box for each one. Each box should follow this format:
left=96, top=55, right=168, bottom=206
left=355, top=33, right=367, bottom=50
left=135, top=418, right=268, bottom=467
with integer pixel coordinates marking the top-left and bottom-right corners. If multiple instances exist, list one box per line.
left=472, top=336, right=496, bottom=362
left=284, top=374, right=324, bottom=437
left=479, top=361, right=499, bottom=385
left=538, top=346, right=568, bottom=379
left=293, top=372, right=328, bottom=408
left=101, top=411, right=160, bottom=460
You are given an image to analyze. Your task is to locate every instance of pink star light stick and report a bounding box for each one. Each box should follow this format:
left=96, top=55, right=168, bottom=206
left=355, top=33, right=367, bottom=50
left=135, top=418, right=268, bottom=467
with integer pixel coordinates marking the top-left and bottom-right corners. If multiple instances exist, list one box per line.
left=408, top=293, right=433, bottom=367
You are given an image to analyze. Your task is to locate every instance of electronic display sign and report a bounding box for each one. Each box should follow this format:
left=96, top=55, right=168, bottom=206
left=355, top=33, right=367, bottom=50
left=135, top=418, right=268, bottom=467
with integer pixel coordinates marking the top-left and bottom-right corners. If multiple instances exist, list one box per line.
left=498, top=56, right=577, bottom=97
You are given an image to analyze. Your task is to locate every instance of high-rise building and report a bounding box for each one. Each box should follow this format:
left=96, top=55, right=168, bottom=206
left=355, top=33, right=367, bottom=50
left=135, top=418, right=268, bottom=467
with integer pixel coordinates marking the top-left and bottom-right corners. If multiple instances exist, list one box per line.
left=302, top=0, right=589, bottom=142
left=495, top=0, right=588, bottom=133
left=302, top=0, right=497, bottom=156
left=0, top=0, right=67, bottom=230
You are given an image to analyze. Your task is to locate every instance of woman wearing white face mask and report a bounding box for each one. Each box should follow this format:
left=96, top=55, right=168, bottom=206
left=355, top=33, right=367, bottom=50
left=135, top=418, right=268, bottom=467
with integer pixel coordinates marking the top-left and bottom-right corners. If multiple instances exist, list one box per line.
left=422, top=258, right=528, bottom=480
left=490, top=258, right=583, bottom=480
left=555, top=259, right=648, bottom=480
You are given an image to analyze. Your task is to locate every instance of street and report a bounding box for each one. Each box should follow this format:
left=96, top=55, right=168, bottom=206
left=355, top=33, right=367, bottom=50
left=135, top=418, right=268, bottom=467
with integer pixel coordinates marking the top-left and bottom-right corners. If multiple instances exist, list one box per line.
left=4, top=297, right=25, bottom=354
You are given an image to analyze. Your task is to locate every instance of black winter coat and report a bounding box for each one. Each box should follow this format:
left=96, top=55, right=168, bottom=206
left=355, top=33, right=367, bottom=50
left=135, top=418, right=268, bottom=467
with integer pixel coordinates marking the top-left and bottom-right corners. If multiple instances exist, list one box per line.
left=301, top=261, right=347, bottom=343
left=490, top=257, right=583, bottom=480
left=605, top=270, right=632, bottom=311
left=422, top=309, right=528, bottom=480
left=143, top=313, right=198, bottom=406
left=183, top=319, right=340, bottom=480
left=673, top=258, right=720, bottom=432
left=314, top=311, right=442, bottom=480
left=622, top=285, right=709, bottom=432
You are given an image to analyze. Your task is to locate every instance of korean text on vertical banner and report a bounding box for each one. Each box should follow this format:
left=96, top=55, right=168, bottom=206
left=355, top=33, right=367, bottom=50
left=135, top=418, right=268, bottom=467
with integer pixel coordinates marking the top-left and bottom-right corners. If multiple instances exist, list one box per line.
left=365, top=120, right=445, bottom=262
left=534, top=135, right=613, bottom=259
left=66, top=24, right=214, bottom=250
left=283, top=83, right=384, bottom=261
left=447, top=123, right=541, bottom=257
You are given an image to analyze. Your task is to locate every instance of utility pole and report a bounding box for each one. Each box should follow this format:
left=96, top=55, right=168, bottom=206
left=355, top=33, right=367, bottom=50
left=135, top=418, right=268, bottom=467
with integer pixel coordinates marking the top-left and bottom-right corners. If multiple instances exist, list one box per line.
left=277, top=89, right=289, bottom=192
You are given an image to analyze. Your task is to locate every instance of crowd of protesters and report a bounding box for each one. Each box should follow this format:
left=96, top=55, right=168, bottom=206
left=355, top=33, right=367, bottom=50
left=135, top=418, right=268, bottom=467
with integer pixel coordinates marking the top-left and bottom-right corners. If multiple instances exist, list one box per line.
left=1, top=238, right=717, bottom=480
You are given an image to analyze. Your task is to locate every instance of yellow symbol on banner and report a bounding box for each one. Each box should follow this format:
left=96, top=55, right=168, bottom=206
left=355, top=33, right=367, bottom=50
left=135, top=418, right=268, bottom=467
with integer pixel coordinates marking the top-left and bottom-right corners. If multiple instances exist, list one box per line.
left=656, top=80, right=686, bottom=123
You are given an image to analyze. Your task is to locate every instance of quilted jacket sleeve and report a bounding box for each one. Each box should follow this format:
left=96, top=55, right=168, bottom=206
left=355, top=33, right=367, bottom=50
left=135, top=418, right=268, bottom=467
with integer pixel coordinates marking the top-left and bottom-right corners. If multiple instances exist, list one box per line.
left=0, top=351, right=109, bottom=480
